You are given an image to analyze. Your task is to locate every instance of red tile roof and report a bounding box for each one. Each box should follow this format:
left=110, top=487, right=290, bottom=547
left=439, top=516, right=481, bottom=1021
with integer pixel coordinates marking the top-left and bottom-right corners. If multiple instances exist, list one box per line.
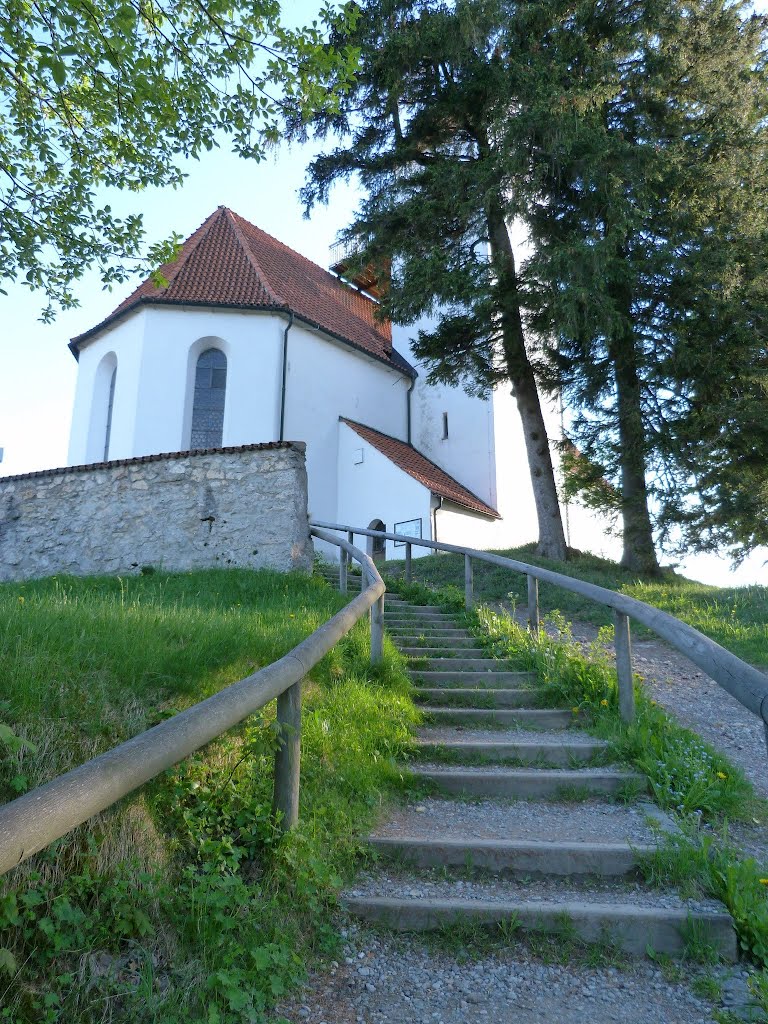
left=71, top=207, right=414, bottom=375
left=341, top=418, right=500, bottom=519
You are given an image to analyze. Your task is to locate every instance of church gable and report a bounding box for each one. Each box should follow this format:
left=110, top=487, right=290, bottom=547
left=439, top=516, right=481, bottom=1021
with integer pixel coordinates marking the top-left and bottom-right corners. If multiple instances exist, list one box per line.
left=70, top=207, right=414, bottom=376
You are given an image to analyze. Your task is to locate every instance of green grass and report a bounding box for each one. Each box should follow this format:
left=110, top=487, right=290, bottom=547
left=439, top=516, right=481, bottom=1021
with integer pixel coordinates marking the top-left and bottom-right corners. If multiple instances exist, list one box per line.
left=383, top=545, right=768, bottom=666
left=0, top=568, right=419, bottom=1023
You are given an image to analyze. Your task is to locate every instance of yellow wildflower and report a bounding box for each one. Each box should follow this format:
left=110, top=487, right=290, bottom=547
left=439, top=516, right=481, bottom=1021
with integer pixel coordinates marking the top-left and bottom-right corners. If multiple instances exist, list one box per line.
left=600, top=699, right=609, bottom=707
left=572, top=707, right=580, bottom=714
left=717, top=771, right=727, bottom=780
left=17, top=596, right=24, bottom=605
left=760, top=879, right=768, bottom=886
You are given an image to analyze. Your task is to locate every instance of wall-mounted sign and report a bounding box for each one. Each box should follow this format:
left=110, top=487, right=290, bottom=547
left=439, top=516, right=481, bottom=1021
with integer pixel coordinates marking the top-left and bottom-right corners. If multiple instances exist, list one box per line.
left=394, top=518, right=422, bottom=547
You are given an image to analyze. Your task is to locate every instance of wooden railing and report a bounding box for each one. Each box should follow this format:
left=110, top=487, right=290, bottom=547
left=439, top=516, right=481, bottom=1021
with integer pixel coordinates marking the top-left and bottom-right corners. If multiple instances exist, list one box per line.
left=312, top=520, right=768, bottom=751
left=0, top=528, right=384, bottom=878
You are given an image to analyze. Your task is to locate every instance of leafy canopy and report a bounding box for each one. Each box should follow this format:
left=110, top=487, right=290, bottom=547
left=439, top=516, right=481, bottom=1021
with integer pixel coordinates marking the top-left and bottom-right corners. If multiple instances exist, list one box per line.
left=0, top=0, right=359, bottom=317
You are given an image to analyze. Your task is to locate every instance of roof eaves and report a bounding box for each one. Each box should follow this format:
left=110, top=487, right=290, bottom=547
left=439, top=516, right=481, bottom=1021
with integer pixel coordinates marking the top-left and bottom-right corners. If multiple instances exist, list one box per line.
left=339, top=417, right=499, bottom=518
left=69, top=299, right=417, bottom=378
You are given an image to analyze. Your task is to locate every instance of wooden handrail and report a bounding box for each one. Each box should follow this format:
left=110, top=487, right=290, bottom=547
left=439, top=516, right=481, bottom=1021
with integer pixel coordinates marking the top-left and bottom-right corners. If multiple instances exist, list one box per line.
left=312, top=519, right=768, bottom=742
left=0, top=529, right=384, bottom=877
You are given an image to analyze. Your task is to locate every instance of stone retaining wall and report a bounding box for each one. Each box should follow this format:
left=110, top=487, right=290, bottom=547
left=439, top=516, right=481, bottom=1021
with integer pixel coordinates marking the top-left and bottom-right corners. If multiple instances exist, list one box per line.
left=0, top=443, right=313, bottom=581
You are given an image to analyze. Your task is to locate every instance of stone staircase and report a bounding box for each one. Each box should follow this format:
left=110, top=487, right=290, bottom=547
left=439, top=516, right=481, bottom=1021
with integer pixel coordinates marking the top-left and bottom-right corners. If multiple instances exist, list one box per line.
left=317, top=564, right=737, bottom=959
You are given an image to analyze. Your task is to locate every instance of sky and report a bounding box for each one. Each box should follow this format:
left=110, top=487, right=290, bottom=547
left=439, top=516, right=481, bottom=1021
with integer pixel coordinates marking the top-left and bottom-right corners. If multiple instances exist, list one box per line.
left=1, top=7, right=766, bottom=589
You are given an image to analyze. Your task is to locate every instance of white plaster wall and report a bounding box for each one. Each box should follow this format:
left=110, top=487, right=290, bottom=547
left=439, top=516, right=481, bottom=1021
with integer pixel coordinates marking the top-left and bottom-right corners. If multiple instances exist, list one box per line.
left=132, top=307, right=284, bottom=456
left=283, top=323, right=411, bottom=525
left=336, top=422, right=432, bottom=561
left=68, top=312, right=147, bottom=465
left=391, top=316, right=498, bottom=510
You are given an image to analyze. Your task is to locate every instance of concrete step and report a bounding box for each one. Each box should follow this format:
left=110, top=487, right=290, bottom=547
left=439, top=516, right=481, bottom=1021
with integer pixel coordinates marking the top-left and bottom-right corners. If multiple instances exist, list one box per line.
left=414, top=688, right=545, bottom=708
left=342, top=894, right=736, bottom=959
left=405, top=656, right=503, bottom=669
left=394, top=636, right=480, bottom=649
left=385, top=624, right=472, bottom=635
left=369, top=836, right=654, bottom=877
left=422, top=708, right=574, bottom=729
left=415, top=736, right=609, bottom=766
left=411, top=670, right=537, bottom=687
left=410, top=766, right=647, bottom=799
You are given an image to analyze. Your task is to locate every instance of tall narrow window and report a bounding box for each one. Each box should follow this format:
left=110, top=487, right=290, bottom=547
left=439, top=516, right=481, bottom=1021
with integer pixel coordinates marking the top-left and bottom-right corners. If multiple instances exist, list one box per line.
left=191, top=348, right=227, bottom=449
left=103, top=367, right=117, bottom=460
left=442, top=412, right=449, bottom=440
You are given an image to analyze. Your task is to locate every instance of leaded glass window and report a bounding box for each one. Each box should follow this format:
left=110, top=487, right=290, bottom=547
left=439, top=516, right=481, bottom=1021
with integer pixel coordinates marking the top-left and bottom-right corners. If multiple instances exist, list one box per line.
left=103, top=367, right=116, bottom=461
left=191, top=348, right=227, bottom=449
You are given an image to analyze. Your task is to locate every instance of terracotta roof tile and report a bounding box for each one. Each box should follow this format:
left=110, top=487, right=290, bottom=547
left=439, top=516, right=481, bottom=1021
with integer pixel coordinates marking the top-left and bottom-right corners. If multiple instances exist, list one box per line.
left=71, top=207, right=413, bottom=375
left=340, top=418, right=500, bottom=519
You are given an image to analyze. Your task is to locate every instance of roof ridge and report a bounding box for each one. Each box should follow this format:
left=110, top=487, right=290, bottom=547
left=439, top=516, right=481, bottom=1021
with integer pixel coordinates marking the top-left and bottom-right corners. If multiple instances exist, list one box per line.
left=224, top=209, right=286, bottom=307
left=155, top=207, right=224, bottom=291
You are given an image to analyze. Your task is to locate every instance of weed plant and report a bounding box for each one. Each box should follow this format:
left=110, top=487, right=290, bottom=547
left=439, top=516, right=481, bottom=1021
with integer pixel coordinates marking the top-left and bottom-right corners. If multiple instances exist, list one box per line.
left=0, top=569, right=418, bottom=1023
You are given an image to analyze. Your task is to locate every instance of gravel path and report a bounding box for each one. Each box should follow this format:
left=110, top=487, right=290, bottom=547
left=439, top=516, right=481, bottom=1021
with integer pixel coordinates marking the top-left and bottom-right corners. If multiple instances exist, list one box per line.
left=273, top=924, right=751, bottom=1024
left=372, top=797, right=668, bottom=844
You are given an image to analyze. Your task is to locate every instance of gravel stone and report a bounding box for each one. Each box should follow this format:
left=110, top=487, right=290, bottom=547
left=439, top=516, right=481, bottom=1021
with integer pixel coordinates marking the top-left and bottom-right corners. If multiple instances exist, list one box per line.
left=275, top=924, right=727, bottom=1024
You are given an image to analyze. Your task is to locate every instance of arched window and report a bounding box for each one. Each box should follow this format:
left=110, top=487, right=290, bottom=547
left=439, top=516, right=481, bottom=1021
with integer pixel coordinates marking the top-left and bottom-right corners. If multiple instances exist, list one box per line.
left=103, top=366, right=117, bottom=460
left=191, top=348, right=227, bottom=449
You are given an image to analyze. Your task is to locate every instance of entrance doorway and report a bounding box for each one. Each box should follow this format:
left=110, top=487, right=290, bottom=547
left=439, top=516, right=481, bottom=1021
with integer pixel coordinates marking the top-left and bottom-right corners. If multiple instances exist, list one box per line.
left=368, top=519, right=386, bottom=563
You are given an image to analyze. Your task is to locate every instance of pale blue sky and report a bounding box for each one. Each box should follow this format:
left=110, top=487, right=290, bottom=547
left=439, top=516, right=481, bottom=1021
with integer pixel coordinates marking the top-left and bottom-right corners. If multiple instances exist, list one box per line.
left=1, top=4, right=765, bottom=587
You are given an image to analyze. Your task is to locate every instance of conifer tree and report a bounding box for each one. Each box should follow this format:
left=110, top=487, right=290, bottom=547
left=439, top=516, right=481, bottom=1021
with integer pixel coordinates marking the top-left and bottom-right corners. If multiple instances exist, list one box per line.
left=300, top=0, right=569, bottom=560
left=519, top=0, right=768, bottom=571
left=304, top=0, right=768, bottom=572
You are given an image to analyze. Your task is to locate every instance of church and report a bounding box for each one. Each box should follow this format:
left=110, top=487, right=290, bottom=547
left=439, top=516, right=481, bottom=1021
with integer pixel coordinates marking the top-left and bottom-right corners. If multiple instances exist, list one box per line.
left=67, top=206, right=613, bottom=560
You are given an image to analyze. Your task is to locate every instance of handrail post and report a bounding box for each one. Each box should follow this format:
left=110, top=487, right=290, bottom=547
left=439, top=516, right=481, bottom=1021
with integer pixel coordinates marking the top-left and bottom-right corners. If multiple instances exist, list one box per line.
left=465, top=553, right=473, bottom=610
left=273, top=679, right=302, bottom=832
left=347, top=529, right=354, bottom=549
left=614, top=610, right=635, bottom=723
left=371, top=588, right=384, bottom=664
left=339, top=546, right=348, bottom=594
left=527, top=575, right=539, bottom=635
left=405, top=542, right=412, bottom=583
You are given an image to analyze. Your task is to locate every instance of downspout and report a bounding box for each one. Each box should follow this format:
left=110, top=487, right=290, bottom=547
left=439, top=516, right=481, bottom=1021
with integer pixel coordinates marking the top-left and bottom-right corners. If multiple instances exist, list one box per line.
left=431, top=495, right=443, bottom=543
left=406, top=377, right=416, bottom=445
left=278, top=311, right=294, bottom=442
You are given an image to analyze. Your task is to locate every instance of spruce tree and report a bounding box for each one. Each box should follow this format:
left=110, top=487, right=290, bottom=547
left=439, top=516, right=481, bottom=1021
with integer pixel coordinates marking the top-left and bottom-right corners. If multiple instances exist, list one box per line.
left=520, top=0, right=768, bottom=571
left=300, top=0, right=569, bottom=560
left=302, top=0, right=768, bottom=570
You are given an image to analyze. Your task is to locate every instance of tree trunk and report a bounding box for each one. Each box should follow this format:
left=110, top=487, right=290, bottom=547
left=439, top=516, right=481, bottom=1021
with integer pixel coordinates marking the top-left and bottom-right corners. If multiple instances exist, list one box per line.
left=487, top=200, right=568, bottom=561
left=608, top=320, right=661, bottom=575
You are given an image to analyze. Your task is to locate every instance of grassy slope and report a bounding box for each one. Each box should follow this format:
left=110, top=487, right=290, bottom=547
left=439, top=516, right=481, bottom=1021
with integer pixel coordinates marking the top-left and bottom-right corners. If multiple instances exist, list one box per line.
left=0, top=569, right=417, bottom=1023
left=383, top=544, right=768, bottom=666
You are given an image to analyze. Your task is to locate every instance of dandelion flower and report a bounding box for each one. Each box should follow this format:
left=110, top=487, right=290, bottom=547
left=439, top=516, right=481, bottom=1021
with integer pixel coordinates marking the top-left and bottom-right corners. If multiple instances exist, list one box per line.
left=600, top=699, right=609, bottom=707
left=717, top=771, right=727, bottom=780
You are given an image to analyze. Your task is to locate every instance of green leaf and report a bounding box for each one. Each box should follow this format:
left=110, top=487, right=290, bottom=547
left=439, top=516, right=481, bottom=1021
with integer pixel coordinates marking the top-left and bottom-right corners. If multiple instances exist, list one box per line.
left=0, top=948, right=16, bottom=976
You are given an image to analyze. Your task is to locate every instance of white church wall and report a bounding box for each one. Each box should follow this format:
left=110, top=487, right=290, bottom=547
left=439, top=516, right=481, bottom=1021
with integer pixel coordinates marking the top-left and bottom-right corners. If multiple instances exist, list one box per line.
left=284, top=322, right=411, bottom=526
left=132, top=307, right=284, bottom=456
left=391, top=317, right=499, bottom=511
left=68, top=312, right=147, bottom=466
left=336, top=421, right=432, bottom=561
